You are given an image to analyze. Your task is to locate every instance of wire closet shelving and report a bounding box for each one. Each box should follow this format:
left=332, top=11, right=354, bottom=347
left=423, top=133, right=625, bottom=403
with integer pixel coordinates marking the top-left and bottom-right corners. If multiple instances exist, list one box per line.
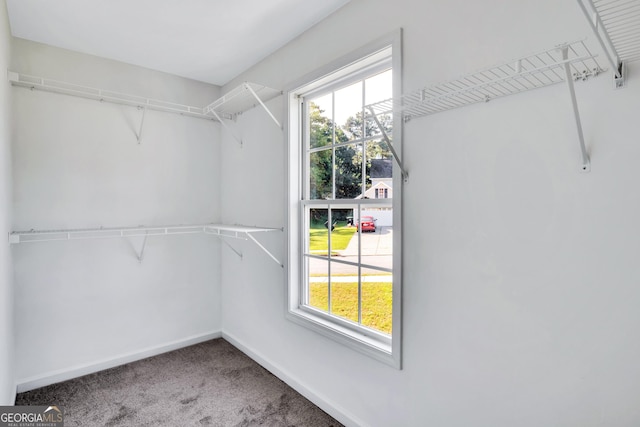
left=577, top=0, right=640, bottom=88
left=204, top=82, right=283, bottom=145
left=9, top=224, right=283, bottom=267
left=8, top=72, right=214, bottom=121
left=365, top=40, right=606, bottom=173
left=205, top=82, right=282, bottom=123
left=7, top=73, right=286, bottom=264
left=366, top=40, right=603, bottom=121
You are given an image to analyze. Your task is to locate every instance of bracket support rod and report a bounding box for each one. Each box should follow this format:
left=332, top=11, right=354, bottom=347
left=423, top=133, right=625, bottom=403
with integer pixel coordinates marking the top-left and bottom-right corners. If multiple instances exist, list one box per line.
left=127, top=232, right=148, bottom=263
left=210, top=109, right=243, bottom=146
left=561, top=46, right=590, bottom=172
left=367, top=106, right=409, bottom=182
left=246, top=233, right=283, bottom=267
left=244, top=83, right=282, bottom=129
left=137, top=106, right=147, bottom=144
left=221, top=239, right=243, bottom=259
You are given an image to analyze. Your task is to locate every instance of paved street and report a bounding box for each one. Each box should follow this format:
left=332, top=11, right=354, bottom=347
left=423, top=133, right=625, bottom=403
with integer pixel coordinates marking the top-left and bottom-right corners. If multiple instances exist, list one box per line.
left=308, top=226, right=393, bottom=275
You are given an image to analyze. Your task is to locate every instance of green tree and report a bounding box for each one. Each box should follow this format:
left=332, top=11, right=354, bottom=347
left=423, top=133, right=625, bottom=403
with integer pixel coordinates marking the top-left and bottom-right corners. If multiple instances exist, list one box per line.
left=308, top=103, right=393, bottom=200
left=344, top=111, right=393, bottom=165
left=308, top=103, right=335, bottom=199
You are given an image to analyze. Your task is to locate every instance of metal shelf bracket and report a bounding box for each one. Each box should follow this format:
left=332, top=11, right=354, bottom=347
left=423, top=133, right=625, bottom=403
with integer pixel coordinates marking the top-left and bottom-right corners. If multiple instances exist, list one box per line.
left=127, top=233, right=148, bottom=263
left=210, top=108, right=243, bottom=147
left=204, top=82, right=282, bottom=146
left=366, top=106, right=408, bottom=182
left=243, top=83, right=282, bottom=129
left=221, top=239, right=243, bottom=259
left=560, top=46, right=591, bottom=172
left=246, top=232, right=283, bottom=267
left=136, top=106, right=147, bottom=144
left=203, top=225, right=283, bottom=267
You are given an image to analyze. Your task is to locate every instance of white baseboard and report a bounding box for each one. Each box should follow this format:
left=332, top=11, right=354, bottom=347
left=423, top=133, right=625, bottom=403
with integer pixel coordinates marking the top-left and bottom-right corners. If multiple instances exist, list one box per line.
left=222, top=331, right=367, bottom=427
left=16, top=331, right=222, bottom=393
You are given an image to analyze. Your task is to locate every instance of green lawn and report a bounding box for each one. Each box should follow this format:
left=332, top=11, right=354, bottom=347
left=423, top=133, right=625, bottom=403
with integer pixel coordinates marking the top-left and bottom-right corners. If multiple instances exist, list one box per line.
left=309, top=281, right=392, bottom=334
left=308, top=223, right=356, bottom=255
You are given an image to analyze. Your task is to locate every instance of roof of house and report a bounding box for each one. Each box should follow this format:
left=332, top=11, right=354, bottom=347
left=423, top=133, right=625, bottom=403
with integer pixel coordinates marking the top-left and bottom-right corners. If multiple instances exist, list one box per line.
left=370, top=159, right=392, bottom=179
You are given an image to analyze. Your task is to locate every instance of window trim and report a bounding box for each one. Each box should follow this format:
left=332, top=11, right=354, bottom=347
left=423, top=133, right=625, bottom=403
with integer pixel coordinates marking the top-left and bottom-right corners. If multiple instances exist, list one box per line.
left=284, top=29, right=403, bottom=369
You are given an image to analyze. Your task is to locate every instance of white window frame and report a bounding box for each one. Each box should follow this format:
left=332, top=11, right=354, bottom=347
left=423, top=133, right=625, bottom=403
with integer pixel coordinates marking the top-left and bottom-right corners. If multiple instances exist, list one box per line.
left=285, top=30, right=403, bottom=368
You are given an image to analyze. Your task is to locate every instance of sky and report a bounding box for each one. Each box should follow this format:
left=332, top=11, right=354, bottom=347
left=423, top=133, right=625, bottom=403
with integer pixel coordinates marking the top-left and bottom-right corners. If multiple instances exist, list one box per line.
left=311, top=69, right=392, bottom=127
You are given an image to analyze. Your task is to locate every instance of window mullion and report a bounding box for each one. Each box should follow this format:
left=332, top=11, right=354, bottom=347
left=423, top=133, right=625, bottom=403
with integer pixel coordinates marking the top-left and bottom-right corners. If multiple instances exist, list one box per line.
left=301, top=205, right=309, bottom=306
left=302, top=99, right=309, bottom=201
left=358, top=83, right=366, bottom=326
left=329, top=92, right=335, bottom=315
left=300, top=100, right=308, bottom=308
left=331, top=93, right=336, bottom=201
left=327, top=207, right=332, bottom=315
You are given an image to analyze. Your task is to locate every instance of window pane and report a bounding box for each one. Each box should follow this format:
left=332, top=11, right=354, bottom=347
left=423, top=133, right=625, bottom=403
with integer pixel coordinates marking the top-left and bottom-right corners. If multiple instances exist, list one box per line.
left=365, top=70, right=392, bottom=139
left=335, top=143, right=363, bottom=199
left=329, top=208, right=357, bottom=255
left=366, top=112, right=393, bottom=139
left=361, top=273, right=393, bottom=335
left=329, top=261, right=360, bottom=324
left=308, top=208, right=330, bottom=257
left=308, top=257, right=329, bottom=313
left=359, top=206, right=393, bottom=264
left=334, top=81, right=363, bottom=142
left=365, top=149, right=393, bottom=199
left=308, top=95, right=333, bottom=149
left=365, top=69, right=392, bottom=105
left=309, top=150, right=332, bottom=200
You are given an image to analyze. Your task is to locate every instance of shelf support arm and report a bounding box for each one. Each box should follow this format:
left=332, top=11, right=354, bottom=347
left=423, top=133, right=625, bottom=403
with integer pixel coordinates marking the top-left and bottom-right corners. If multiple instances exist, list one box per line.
left=127, top=232, right=148, bottom=263
left=136, top=106, right=147, bottom=144
left=221, top=239, right=243, bottom=259
left=561, top=46, right=591, bottom=172
left=367, top=106, right=409, bottom=182
left=209, top=109, right=243, bottom=146
left=244, top=83, right=282, bottom=129
left=246, top=232, right=283, bottom=268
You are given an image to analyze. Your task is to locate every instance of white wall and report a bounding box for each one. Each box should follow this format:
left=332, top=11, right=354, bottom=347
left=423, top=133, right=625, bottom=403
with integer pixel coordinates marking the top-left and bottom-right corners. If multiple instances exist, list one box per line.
left=11, top=39, right=223, bottom=388
left=0, top=0, right=14, bottom=405
left=221, top=0, right=640, bottom=426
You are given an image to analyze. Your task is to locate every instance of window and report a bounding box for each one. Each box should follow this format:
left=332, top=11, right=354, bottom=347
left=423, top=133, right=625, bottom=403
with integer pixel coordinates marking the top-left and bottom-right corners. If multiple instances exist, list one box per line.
left=375, top=188, right=389, bottom=199
left=286, top=32, right=402, bottom=368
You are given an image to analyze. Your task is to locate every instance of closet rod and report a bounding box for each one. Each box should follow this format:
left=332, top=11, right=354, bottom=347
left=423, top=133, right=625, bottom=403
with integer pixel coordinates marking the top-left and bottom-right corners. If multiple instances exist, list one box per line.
left=8, top=71, right=217, bottom=121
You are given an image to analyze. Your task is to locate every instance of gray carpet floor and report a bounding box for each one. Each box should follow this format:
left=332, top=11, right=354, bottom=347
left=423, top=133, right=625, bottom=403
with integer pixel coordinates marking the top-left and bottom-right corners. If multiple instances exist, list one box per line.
left=16, top=339, right=342, bottom=427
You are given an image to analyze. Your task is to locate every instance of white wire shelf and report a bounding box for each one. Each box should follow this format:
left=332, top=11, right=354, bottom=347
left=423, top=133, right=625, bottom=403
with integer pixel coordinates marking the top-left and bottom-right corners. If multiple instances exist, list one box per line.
left=577, top=0, right=640, bottom=87
left=9, top=223, right=283, bottom=266
left=596, top=0, right=640, bottom=63
left=8, top=71, right=216, bottom=121
left=8, top=224, right=211, bottom=244
left=203, top=82, right=283, bottom=146
left=204, top=82, right=282, bottom=121
left=366, top=40, right=604, bottom=121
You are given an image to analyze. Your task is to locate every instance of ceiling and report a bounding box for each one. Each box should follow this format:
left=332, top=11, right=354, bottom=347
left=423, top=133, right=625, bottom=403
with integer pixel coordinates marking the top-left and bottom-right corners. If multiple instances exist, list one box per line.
left=6, top=0, right=351, bottom=86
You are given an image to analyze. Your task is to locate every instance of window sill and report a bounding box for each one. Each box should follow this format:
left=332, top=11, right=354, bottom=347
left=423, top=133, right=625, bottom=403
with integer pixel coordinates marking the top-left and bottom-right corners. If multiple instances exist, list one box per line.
left=286, top=307, right=399, bottom=369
